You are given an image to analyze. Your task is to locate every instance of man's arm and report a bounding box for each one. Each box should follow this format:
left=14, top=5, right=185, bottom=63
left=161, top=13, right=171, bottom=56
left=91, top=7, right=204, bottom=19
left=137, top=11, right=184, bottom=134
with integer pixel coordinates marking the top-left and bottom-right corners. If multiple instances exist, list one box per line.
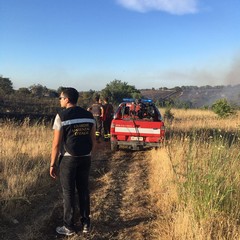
left=50, top=129, right=62, bottom=179
left=100, top=106, right=104, bottom=118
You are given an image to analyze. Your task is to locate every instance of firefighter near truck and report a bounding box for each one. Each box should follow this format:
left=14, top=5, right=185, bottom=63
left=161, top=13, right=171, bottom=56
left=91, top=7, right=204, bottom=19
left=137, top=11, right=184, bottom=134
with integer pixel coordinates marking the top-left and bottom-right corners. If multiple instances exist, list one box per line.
left=110, top=98, right=165, bottom=151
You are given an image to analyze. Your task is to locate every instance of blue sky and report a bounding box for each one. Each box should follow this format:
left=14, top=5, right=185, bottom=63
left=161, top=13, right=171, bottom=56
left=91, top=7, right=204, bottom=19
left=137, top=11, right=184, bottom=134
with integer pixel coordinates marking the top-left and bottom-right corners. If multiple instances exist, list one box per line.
left=1, top=0, right=240, bottom=91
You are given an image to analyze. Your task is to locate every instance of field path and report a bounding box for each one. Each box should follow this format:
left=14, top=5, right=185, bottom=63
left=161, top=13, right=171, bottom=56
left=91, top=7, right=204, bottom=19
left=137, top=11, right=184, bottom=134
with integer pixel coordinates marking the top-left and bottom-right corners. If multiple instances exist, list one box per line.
left=89, top=145, right=156, bottom=239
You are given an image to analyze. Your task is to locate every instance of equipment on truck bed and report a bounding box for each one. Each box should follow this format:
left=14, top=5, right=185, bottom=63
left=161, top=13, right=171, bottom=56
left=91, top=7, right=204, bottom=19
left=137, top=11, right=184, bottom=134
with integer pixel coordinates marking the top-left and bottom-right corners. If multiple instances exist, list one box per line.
left=110, top=98, right=165, bottom=151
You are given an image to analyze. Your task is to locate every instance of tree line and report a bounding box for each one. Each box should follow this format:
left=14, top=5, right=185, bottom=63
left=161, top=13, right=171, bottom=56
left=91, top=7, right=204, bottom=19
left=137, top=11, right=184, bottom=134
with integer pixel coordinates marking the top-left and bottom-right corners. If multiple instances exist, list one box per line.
left=0, top=76, right=238, bottom=120
left=0, top=77, right=142, bottom=119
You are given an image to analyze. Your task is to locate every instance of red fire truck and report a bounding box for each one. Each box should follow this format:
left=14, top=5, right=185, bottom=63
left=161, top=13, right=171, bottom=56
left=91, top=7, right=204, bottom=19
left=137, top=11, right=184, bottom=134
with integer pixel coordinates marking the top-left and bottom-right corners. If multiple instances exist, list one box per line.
left=110, top=98, right=165, bottom=151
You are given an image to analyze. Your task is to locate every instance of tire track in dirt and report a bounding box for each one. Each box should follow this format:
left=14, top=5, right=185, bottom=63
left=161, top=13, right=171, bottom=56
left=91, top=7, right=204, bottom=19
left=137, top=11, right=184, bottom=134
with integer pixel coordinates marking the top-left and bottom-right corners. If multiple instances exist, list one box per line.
left=90, top=149, right=133, bottom=239
left=115, top=151, right=156, bottom=240
left=90, top=146, right=156, bottom=240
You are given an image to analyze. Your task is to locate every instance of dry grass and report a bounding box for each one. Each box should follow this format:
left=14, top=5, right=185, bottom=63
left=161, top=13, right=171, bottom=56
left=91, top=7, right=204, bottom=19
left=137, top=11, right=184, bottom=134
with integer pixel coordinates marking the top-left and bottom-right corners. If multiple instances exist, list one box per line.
left=0, top=119, right=52, bottom=211
left=161, top=108, right=240, bottom=131
left=148, top=108, right=240, bottom=239
left=1, top=108, right=240, bottom=239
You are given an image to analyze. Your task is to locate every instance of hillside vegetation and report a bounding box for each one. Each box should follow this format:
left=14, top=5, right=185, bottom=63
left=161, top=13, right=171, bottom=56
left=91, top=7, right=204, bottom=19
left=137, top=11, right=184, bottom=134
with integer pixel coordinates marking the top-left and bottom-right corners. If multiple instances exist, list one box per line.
left=141, top=85, right=240, bottom=108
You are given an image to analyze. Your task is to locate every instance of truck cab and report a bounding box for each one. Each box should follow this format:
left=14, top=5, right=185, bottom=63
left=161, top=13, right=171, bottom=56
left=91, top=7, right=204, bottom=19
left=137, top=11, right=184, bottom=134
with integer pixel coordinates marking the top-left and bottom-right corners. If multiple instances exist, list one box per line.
left=110, top=98, right=165, bottom=151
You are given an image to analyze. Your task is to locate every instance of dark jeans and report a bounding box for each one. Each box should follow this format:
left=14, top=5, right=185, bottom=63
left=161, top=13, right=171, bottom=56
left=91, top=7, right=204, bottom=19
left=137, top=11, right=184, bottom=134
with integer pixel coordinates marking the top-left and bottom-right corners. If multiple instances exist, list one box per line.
left=94, top=116, right=102, bottom=137
left=103, top=118, right=112, bottom=136
left=59, top=155, right=91, bottom=229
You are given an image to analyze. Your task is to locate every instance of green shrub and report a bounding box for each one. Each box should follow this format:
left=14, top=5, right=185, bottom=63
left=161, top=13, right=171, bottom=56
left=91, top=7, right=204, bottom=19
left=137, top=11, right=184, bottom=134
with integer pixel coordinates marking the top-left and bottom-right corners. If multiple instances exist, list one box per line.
left=211, top=98, right=235, bottom=118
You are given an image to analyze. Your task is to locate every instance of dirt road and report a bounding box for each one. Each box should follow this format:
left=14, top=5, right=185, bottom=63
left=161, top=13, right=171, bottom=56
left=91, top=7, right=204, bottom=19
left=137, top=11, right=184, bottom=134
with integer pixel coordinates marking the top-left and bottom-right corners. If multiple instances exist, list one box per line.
left=89, top=144, right=156, bottom=240
left=2, top=142, right=157, bottom=240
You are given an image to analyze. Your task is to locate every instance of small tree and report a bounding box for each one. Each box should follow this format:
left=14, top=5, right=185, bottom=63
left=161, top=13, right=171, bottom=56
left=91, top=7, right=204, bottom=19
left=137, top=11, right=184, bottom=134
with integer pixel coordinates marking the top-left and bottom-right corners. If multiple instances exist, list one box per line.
left=211, top=98, right=235, bottom=118
left=16, top=87, right=31, bottom=95
left=78, top=90, right=96, bottom=108
left=0, top=76, right=14, bottom=95
left=29, top=84, right=46, bottom=97
left=101, top=79, right=141, bottom=105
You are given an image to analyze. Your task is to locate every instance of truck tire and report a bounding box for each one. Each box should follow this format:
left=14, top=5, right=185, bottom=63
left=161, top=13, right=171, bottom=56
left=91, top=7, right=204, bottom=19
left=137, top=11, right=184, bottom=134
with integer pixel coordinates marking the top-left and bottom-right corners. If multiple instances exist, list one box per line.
left=111, top=142, right=119, bottom=152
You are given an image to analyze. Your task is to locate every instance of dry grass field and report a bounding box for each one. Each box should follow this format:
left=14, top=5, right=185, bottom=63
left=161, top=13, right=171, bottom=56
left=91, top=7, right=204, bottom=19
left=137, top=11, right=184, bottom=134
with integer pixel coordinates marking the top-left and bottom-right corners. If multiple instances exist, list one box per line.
left=0, top=109, right=240, bottom=239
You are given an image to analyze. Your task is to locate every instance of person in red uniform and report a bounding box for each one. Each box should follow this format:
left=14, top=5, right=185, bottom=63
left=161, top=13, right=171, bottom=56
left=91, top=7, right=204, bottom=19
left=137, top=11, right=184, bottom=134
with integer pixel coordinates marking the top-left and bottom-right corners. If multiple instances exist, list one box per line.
left=87, top=96, right=104, bottom=141
left=102, top=97, right=114, bottom=141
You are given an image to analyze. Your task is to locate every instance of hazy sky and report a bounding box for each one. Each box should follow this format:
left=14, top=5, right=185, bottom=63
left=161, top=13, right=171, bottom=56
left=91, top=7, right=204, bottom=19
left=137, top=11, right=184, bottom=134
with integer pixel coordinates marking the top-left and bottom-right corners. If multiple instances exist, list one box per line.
left=1, top=0, right=240, bottom=91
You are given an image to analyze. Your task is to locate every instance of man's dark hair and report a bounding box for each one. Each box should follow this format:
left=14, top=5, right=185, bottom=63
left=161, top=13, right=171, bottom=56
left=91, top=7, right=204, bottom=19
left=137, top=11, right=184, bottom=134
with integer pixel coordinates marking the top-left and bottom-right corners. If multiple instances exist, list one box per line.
left=62, top=87, right=79, bottom=104
left=95, top=95, right=100, bottom=102
left=104, top=97, right=109, bottom=102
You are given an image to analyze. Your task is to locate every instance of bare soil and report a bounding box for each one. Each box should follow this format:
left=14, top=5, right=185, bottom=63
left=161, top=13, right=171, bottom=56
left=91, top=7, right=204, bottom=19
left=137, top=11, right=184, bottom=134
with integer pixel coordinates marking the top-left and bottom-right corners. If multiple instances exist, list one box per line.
left=1, top=142, right=157, bottom=240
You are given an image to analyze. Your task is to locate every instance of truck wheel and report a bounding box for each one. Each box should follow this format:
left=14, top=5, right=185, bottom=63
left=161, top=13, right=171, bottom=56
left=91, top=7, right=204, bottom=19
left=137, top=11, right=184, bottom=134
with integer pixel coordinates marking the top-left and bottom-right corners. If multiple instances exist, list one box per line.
left=111, top=142, right=119, bottom=152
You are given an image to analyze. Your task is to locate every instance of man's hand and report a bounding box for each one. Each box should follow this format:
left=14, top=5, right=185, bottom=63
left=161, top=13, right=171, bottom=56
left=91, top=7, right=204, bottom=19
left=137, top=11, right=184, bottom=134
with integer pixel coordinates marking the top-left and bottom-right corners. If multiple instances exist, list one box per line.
left=50, top=166, right=58, bottom=179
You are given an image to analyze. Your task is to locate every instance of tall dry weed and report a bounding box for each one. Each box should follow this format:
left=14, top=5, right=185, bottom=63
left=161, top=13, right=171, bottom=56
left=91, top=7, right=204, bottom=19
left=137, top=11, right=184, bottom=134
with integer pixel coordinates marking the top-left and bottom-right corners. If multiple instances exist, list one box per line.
left=149, top=130, right=240, bottom=239
left=148, top=147, right=178, bottom=239
left=160, top=108, right=240, bottom=131
left=0, top=120, right=53, bottom=215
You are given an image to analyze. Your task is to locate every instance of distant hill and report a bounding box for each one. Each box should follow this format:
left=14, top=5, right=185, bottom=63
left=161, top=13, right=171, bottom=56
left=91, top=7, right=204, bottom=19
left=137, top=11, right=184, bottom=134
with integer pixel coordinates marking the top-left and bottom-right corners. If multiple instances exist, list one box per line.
left=140, top=85, right=240, bottom=108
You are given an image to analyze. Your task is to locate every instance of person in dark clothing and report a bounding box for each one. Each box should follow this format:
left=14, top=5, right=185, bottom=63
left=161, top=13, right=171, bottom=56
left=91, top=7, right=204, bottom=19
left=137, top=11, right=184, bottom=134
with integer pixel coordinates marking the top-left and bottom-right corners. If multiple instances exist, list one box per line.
left=102, top=97, right=114, bottom=141
left=50, top=87, right=96, bottom=236
left=87, top=96, right=104, bottom=141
